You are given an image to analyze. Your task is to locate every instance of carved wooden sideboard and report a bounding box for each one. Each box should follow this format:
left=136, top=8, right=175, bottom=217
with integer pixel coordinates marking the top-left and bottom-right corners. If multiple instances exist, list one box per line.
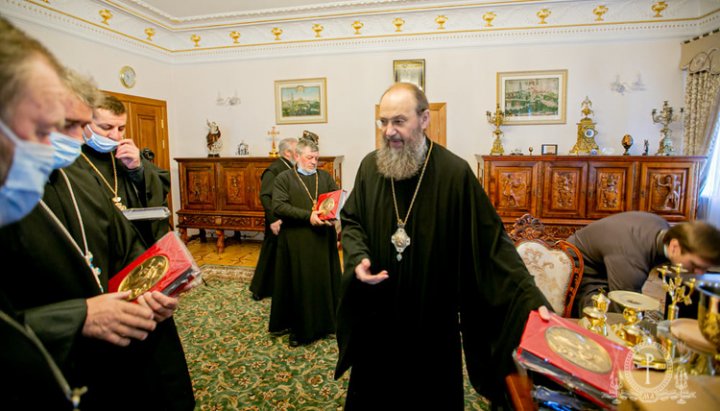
left=477, top=155, right=704, bottom=239
left=176, top=156, right=343, bottom=252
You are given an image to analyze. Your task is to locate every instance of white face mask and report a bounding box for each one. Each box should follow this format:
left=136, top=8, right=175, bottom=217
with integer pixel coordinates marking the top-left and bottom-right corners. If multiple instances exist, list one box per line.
left=83, top=125, right=119, bottom=153
left=0, top=119, right=55, bottom=226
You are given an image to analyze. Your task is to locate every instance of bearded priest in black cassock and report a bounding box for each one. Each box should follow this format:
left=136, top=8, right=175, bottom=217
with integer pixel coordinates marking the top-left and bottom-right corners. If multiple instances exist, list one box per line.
left=250, top=137, right=297, bottom=300
left=336, top=83, right=549, bottom=409
left=269, top=135, right=342, bottom=347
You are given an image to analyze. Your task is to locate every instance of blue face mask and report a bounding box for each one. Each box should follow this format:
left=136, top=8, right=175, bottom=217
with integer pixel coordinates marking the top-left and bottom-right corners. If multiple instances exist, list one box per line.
left=84, top=125, right=118, bottom=153
left=50, top=132, right=83, bottom=169
left=297, top=166, right=317, bottom=176
left=0, top=118, right=55, bottom=226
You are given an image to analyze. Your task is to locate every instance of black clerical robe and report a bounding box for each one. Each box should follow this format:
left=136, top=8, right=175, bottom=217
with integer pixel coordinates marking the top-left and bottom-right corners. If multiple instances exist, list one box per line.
left=0, top=292, right=73, bottom=409
left=0, top=164, right=194, bottom=411
left=79, top=145, right=171, bottom=245
left=336, top=140, right=549, bottom=409
left=250, top=157, right=294, bottom=299
left=269, top=169, right=342, bottom=343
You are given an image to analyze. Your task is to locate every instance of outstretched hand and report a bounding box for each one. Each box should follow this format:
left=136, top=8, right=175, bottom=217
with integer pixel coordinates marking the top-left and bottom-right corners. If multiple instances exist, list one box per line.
left=354, top=258, right=389, bottom=285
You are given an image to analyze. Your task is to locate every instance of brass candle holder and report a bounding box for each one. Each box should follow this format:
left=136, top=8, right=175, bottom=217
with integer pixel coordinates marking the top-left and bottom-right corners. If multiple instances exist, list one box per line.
left=652, top=101, right=683, bottom=156
left=486, top=104, right=512, bottom=155
left=267, top=126, right=280, bottom=158
left=658, top=264, right=696, bottom=321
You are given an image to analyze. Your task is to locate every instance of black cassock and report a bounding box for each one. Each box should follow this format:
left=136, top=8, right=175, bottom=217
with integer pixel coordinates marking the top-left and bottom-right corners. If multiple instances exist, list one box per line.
left=336, top=139, right=549, bottom=409
left=0, top=163, right=194, bottom=411
left=250, top=157, right=294, bottom=299
left=79, top=145, right=171, bottom=245
left=269, top=169, right=342, bottom=343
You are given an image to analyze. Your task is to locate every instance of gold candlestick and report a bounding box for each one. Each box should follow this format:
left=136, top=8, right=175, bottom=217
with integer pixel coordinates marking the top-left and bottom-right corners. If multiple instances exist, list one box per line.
left=486, top=104, right=512, bottom=155
left=267, top=126, right=280, bottom=158
left=659, top=264, right=695, bottom=320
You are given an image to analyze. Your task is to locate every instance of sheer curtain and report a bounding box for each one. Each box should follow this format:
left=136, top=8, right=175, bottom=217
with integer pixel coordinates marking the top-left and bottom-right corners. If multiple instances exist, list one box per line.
left=699, top=115, right=720, bottom=226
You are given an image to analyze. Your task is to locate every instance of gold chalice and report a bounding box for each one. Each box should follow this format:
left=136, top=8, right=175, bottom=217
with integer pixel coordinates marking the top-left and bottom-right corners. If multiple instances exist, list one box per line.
left=697, top=282, right=720, bottom=352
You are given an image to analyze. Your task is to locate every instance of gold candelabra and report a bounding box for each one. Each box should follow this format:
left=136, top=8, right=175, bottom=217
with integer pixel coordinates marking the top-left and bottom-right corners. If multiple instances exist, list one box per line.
left=652, top=101, right=683, bottom=156
left=658, top=264, right=695, bottom=320
left=486, top=104, right=511, bottom=155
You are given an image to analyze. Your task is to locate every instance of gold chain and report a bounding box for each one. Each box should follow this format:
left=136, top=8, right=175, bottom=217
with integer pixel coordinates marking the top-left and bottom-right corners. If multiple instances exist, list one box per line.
left=391, top=141, right=434, bottom=226
left=80, top=152, right=125, bottom=210
left=294, top=168, right=319, bottom=208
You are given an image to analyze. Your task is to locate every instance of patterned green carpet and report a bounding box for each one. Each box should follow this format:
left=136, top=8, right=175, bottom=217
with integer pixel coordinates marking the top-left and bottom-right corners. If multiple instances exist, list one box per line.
left=174, top=265, right=490, bottom=410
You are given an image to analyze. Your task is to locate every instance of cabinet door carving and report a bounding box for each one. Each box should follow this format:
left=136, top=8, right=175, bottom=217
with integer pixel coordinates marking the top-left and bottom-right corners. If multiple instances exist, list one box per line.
left=181, top=162, right=215, bottom=210
left=218, top=162, right=253, bottom=211
left=542, top=161, right=587, bottom=219
left=486, top=162, right=539, bottom=218
left=638, top=162, right=696, bottom=222
left=587, top=162, right=634, bottom=219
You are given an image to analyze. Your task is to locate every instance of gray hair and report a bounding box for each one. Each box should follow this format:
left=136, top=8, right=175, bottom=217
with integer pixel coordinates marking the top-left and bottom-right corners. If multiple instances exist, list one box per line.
left=296, top=136, right=319, bottom=155
left=278, top=137, right=298, bottom=154
left=63, top=69, right=101, bottom=108
left=380, top=82, right=429, bottom=115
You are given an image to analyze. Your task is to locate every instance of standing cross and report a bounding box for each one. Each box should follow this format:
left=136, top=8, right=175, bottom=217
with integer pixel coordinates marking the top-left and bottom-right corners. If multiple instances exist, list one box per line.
left=268, top=126, right=280, bottom=157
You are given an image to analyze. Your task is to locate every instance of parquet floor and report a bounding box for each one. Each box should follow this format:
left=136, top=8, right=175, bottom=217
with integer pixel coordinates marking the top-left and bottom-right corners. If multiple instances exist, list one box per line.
left=186, top=233, right=262, bottom=267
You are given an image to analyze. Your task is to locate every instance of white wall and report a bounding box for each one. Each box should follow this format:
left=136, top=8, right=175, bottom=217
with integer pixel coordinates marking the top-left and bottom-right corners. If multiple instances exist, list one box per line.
left=10, top=18, right=685, bottom=221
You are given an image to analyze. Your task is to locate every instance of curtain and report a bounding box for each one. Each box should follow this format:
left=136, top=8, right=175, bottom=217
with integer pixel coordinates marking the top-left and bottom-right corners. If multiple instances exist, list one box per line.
left=699, top=119, right=720, bottom=226
left=682, top=49, right=720, bottom=157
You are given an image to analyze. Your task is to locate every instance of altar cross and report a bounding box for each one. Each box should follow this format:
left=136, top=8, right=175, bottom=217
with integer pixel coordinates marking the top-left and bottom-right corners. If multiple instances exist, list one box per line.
left=268, top=126, right=280, bottom=157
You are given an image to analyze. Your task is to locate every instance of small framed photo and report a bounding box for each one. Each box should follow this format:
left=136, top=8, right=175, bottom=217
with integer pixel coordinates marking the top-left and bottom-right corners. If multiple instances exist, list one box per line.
left=497, top=69, right=567, bottom=125
left=274, top=78, right=327, bottom=124
left=541, top=144, right=558, bottom=155
left=393, top=59, right=425, bottom=91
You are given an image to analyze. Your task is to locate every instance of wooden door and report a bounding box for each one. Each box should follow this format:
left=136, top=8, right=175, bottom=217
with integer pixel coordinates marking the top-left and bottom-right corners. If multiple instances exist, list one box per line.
left=375, top=102, right=447, bottom=148
left=587, top=162, right=635, bottom=219
left=541, top=160, right=587, bottom=219
left=485, top=160, right=540, bottom=218
left=638, top=162, right=696, bottom=222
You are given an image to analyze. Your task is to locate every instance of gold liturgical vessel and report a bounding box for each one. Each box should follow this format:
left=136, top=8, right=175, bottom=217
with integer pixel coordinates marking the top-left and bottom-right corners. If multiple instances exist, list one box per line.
left=267, top=126, right=280, bottom=158
left=608, top=290, right=660, bottom=347
left=657, top=264, right=695, bottom=321
left=583, top=290, right=611, bottom=336
left=570, top=97, right=599, bottom=155
left=486, top=104, right=511, bottom=155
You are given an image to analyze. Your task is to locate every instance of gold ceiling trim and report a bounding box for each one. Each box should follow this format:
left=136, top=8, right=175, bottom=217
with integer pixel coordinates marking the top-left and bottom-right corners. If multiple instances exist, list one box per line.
left=100, top=0, right=578, bottom=32
left=168, top=17, right=708, bottom=54
left=25, top=0, right=172, bottom=52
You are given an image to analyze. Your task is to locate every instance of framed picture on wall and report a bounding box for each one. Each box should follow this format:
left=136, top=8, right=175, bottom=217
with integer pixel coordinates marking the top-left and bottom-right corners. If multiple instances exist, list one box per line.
left=274, top=78, right=327, bottom=124
left=497, top=69, right=567, bottom=125
left=393, top=59, right=425, bottom=91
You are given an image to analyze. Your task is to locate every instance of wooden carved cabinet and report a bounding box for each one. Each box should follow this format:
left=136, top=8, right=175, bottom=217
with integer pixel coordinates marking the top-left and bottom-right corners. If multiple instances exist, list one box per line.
left=176, top=156, right=343, bottom=252
left=478, top=155, right=704, bottom=238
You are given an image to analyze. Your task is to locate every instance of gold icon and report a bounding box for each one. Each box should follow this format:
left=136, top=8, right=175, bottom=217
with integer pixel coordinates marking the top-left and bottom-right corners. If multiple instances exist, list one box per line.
left=318, top=197, right=335, bottom=216
left=546, top=326, right=612, bottom=373
left=119, top=255, right=169, bottom=300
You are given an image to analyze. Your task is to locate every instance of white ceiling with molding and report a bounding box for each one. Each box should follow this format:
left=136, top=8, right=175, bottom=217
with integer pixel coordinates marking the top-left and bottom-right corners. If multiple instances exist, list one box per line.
left=2, top=0, right=719, bottom=62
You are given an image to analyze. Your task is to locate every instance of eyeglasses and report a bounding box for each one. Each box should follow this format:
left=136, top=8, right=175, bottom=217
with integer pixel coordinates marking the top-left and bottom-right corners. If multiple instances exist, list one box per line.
left=376, top=117, right=408, bottom=130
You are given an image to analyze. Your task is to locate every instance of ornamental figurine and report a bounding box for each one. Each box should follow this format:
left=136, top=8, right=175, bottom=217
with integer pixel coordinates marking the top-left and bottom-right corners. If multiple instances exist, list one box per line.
left=652, top=101, right=683, bottom=156
left=570, top=96, right=599, bottom=155
left=486, top=104, right=512, bottom=155
left=206, top=120, right=222, bottom=157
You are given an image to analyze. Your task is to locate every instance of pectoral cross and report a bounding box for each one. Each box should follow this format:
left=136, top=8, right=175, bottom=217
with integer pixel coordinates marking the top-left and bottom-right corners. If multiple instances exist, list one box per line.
left=268, top=126, right=280, bottom=158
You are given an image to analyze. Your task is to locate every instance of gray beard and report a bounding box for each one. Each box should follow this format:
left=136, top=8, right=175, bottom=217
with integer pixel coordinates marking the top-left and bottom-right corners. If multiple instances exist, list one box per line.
left=376, top=134, right=427, bottom=180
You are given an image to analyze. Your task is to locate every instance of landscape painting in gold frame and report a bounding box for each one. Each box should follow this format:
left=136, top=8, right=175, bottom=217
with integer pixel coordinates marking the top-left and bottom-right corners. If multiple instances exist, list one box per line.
left=274, top=78, right=327, bottom=124
left=497, top=69, right=567, bottom=125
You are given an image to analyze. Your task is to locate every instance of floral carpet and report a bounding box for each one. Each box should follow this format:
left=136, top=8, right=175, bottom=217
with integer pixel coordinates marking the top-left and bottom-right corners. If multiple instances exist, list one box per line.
left=174, top=265, right=490, bottom=410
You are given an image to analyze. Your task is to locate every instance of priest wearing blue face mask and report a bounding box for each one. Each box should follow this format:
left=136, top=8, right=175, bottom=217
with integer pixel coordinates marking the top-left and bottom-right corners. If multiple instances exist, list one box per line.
left=0, top=69, right=195, bottom=410
left=78, top=94, right=171, bottom=244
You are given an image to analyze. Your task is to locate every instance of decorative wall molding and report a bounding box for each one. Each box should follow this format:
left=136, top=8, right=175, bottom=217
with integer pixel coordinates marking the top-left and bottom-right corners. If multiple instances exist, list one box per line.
left=3, top=0, right=719, bottom=63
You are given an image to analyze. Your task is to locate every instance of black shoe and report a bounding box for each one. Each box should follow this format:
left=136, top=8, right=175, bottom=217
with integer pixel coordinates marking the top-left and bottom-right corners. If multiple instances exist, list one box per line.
left=288, top=334, right=300, bottom=347
left=270, top=328, right=290, bottom=337
left=251, top=293, right=262, bottom=301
